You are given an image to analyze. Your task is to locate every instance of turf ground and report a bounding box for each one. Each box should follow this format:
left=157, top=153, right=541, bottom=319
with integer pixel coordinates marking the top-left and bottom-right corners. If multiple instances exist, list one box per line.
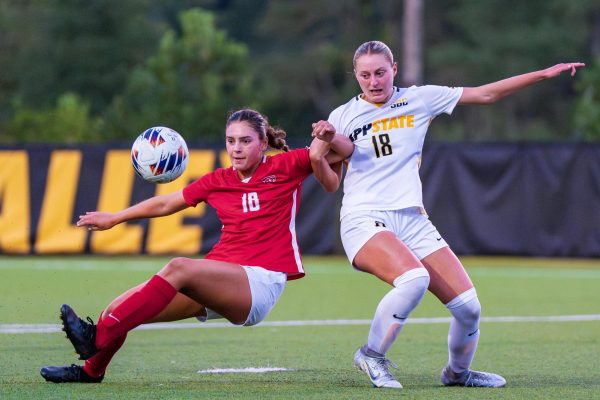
left=1, top=255, right=599, bottom=399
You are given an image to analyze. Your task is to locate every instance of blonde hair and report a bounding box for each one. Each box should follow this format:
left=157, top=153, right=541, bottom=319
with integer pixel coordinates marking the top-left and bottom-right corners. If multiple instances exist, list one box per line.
left=353, top=41, right=394, bottom=67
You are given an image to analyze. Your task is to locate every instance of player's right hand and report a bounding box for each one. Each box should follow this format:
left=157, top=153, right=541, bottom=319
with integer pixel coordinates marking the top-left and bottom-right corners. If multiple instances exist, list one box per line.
left=309, top=136, right=330, bottom=161
left=77, top=211, right=117, bottom=231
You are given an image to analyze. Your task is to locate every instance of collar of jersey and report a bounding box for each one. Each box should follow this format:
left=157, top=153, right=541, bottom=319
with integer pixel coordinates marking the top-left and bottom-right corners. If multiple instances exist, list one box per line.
left=232, top=155, right=267, bottom=182
left=359, top=88, right=401, bottom=108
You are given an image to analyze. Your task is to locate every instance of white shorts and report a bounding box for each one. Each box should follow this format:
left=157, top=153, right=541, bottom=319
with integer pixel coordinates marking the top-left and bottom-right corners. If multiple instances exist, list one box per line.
left=340, top=207, right=448, bottom=264
left=197, top=266, right=287, bottom=327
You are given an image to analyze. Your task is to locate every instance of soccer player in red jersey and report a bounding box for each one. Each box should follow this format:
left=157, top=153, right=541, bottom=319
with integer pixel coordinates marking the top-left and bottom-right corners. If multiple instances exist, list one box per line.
left=40, top=108, right=353, bottom=383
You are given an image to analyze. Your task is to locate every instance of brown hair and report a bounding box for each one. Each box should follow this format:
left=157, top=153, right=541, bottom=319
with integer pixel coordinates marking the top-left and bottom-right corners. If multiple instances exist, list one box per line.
left=226, top=109, right=289, bottom=152
left=352, top=41, right=394, bottom=67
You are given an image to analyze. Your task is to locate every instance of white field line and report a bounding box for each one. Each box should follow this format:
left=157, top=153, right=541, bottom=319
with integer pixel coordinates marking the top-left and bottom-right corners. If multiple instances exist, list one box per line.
left=1, top=314, right=600, bottom=334
left=197, top=367, right=293, bottom=374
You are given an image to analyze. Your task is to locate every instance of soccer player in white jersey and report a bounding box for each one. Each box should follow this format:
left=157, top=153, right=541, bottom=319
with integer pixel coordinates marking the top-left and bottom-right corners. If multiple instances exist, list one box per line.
left=310, top=40, right=584, bottom=389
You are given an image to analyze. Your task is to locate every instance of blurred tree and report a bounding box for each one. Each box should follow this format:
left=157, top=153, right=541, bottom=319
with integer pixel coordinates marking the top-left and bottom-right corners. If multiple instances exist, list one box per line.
left=238, top=0, right=594, bottom=141
left=574, top=4, right=600, bottom=140
left=0, top=0, right=32, bottom=124
left=194, top=0, right=268, bottom=49
left=0, top=0, right=166, bottom=114
left=426, top=0, right=595, bottom=141
left=0, top=0, right=596, bottom=143
left=248, top=0, right=404, bottom=135
left=5, top=93, right=102, bottom=143
left=103, top=8, right=256, bottom=142
left=574, top=57, right=600, bottom=140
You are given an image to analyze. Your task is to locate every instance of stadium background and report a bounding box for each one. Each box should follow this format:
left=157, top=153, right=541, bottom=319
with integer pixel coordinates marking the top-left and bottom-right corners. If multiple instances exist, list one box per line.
left=1, top=142, right=599, bottom=257
left=1, top=1, right=600, bottom=257
left=1, top=2, right=599, bottom=399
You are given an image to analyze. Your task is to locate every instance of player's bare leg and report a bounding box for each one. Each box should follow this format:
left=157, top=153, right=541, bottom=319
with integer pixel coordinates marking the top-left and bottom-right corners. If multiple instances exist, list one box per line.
left=353, top=231, right=422, bottom=285
left=85, top=258, right=251, bottom=351
left=42, top=258, right=252, bottom=383
left=422, top=247, right=506, bottom=388
left=157, top=258, right=252, bottom=325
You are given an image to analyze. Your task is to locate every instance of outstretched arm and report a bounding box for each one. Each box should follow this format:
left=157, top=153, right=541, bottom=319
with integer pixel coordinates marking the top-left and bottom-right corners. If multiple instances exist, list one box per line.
left=459, top=62, right=585, bottom=105
left=77, top=191, right=189, bottom=231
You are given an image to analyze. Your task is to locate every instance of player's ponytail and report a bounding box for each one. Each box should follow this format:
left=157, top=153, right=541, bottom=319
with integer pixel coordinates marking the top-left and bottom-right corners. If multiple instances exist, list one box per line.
left=265, top=125, right=289, bottom=152
left=227, top=108, right=289, bottom=152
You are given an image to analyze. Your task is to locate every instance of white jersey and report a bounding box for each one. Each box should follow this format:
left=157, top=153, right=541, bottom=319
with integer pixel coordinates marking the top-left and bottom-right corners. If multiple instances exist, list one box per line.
left=328, top=85, right=463, bottom=219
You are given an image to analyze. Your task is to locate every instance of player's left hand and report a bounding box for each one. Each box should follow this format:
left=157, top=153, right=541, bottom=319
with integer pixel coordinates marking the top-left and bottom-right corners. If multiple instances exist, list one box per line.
left=543, top=62, right=585, bottom=78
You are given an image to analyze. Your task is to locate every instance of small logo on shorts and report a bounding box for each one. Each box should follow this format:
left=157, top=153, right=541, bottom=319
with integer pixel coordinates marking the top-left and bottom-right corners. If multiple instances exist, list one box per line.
left=374, top=221, right=386, bottom=228
left=436, top=237, right=442, bottom=241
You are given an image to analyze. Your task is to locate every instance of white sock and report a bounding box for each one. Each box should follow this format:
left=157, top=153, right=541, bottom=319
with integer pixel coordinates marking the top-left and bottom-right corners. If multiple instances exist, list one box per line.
left=367, top=268, right=430, bottom=355
left=445, top=288, right=481, bottom=373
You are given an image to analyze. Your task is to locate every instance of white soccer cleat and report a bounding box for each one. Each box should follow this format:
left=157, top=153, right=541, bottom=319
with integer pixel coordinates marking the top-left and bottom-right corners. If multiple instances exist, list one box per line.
left=441, top=365, right=506, bottom=388
left=353, top=346, right=403, bottom=389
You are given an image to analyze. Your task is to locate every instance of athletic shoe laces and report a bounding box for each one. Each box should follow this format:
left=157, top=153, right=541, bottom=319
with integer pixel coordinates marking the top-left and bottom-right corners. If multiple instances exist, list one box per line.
left=370, top=356, right=399, bottom=379
left=465, top=370, right=498, bottom=387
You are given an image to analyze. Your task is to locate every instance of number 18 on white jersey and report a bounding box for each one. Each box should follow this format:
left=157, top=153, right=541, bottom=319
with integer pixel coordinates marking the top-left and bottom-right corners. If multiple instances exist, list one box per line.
left=328, top=85, right=463, bottom=219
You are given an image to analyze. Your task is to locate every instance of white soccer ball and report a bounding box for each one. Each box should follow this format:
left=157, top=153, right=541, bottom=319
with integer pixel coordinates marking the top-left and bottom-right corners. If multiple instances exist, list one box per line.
left=131, top=126, right=189, bottom=183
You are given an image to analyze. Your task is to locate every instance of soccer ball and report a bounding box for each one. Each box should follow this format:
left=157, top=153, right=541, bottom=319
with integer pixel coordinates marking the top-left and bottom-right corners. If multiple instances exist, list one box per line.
left=131, top=127, right=189, bottom=183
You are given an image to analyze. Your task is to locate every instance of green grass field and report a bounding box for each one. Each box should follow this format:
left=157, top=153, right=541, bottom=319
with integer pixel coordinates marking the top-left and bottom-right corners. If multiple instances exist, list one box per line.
left=1, top=255, right=599, bottom=399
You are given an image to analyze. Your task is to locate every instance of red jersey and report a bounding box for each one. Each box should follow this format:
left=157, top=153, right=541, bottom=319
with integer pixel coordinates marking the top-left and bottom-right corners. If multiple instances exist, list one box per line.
left=182, top=148, right=312, bottom=280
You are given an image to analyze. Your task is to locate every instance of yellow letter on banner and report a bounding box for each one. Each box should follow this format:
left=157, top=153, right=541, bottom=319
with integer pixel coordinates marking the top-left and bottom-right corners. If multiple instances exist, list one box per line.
left=91, top=150, right=143, bottom=254
left=0, top=151, right=30, bottom=253
left=36, top=151, right=86, bottom=253
left=146, top=150, right=216, bottom=254
left=219, top=149, right=231, bottom=169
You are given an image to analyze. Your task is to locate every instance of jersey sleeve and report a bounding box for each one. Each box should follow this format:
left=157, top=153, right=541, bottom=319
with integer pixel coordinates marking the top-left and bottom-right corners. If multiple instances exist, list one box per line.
left=327, top=106, right=345, bottom=135
left=272, top=148, right=312, bottom=180
left=182, top=171, right=216, bottom=207
left=287, top=147, right=312, bottom=178
left=416, top=85, right=463, bottom=118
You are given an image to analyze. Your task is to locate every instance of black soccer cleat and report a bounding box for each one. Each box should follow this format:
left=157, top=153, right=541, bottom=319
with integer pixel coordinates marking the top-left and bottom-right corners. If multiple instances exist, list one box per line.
left=40, top=364, right=103, bottom=383
left=60, top=304, right=99, bottom=360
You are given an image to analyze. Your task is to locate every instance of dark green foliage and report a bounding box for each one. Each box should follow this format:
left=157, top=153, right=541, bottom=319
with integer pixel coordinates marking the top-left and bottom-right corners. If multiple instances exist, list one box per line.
left=5, top=93, right=102, bottom=143
left=425, top=0, right=597, bottom=141
left=0, top=0, right=166, bottom=113
left=575, top=57, right=600, bottom=139
left=102, top=8, right=256, bottom=141
left=0, top=1, right=597, bottom=142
